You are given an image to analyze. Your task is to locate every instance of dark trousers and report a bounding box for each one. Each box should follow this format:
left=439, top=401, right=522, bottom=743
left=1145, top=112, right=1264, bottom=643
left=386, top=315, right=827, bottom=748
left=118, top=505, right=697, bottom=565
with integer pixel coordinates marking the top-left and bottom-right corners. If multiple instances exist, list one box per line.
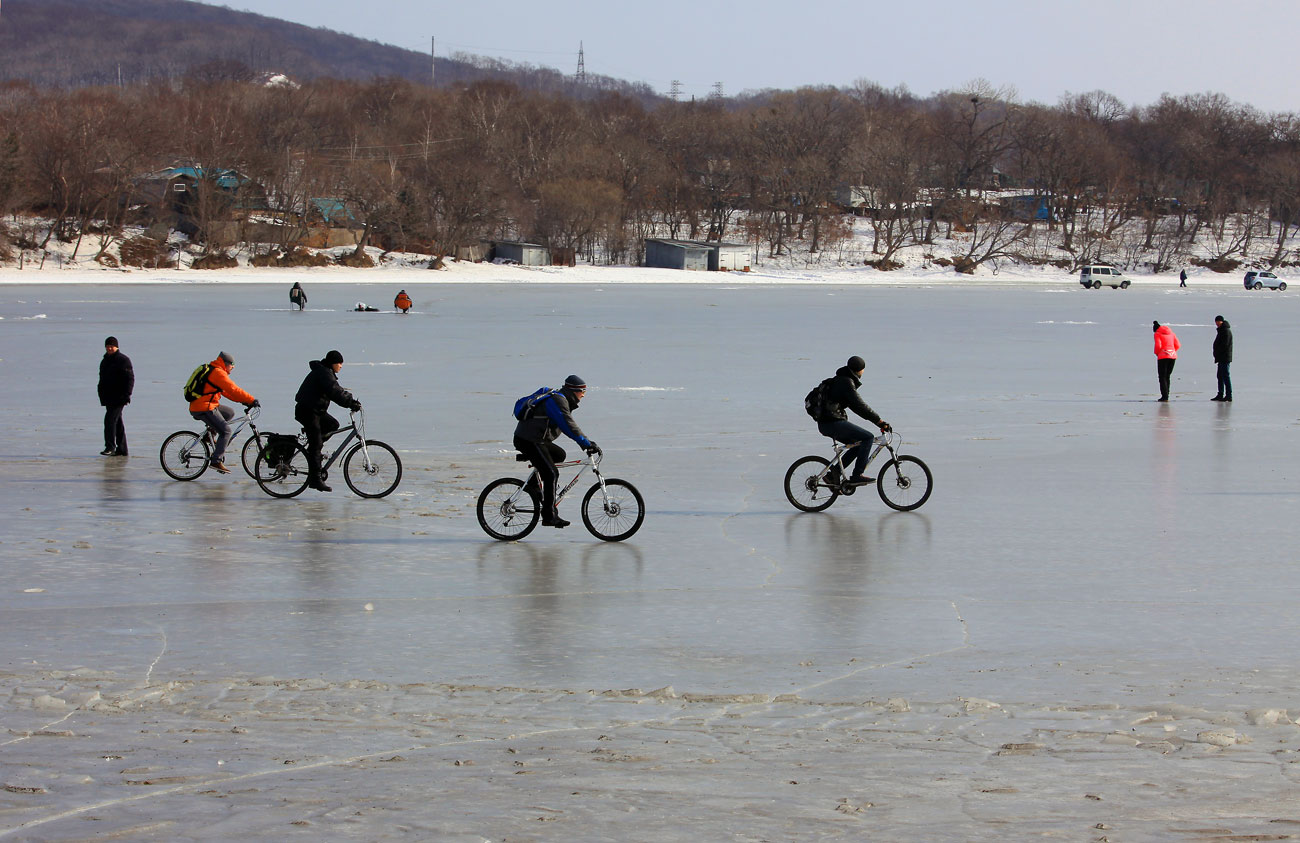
left=515, top=437, right=566, bottom=519
left=191, top=405, right=235, bottom=461
left=103, top=404, right=127, bottom=453
left=1157, top=358, right=1176, bottom=400
left=818, top=419, right=874, bottom=477
left=296, top=406, right=340, bottom=482
left=1216, top=361, right=1232, bottom=399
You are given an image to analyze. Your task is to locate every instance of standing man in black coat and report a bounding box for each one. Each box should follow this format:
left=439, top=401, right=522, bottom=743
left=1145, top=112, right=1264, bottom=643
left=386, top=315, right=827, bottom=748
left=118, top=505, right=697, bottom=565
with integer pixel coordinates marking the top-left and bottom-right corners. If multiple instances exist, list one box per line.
left=294, top=349, right=360, bottom=492
left=1212, top=316, right=1233, bottom=402
left=98, top=336, right=134, bottom=456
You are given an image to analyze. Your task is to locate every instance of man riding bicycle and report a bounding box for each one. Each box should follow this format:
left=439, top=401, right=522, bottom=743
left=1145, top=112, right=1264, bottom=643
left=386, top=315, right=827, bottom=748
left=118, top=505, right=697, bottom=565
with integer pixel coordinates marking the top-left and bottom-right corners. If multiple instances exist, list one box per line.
left=189, top=351, right=259, bottom=474
left=514, top=374, right=600, bottom=528
left=294, top=350, right=361, bottom=492
left=813, top=355, right=890, bottom=485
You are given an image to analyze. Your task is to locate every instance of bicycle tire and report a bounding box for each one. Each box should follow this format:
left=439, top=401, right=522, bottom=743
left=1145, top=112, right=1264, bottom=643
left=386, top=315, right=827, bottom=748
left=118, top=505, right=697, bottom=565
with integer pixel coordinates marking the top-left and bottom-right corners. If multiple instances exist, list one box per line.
left=254, top=440, right=310, bottom=498
left=343, top=439, right=402, bottom=498
left=876, top=455, right=934, bottom=512
left=783, top=455, right=838, bottom=512
left=477, top=478, right=539, bottom=540
left=581, top=479, right=645, bottom=541
left=160, top=430, right=210, bottom=481
left=240, top=432, right=269, bottom=478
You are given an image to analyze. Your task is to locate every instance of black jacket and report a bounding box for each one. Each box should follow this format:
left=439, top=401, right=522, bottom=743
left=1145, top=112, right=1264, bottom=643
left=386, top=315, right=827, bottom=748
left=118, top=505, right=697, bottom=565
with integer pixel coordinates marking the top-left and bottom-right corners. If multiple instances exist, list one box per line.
left=822, top=366, right=882, bottom=425
left=294, top=359, right=356, bottom=414
left=1213, top=321, right=1233, bottom=363
left=98, top=351, right=134, bottom=406
left=513, top=385, right=591, bottom=447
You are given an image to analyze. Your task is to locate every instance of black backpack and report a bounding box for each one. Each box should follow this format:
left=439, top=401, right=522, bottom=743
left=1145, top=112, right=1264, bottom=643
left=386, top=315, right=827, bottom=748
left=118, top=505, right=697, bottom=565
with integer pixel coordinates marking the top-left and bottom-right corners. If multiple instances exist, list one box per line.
left=804, top=377, right=835, bottom=421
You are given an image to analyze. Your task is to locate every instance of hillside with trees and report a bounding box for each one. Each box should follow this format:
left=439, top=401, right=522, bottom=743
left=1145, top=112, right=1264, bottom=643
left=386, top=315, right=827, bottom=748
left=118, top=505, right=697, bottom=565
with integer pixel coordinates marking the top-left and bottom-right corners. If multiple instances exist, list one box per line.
left=1, top=3, right=1298, bottom=275
left=0, top=0, right=652, bottom=99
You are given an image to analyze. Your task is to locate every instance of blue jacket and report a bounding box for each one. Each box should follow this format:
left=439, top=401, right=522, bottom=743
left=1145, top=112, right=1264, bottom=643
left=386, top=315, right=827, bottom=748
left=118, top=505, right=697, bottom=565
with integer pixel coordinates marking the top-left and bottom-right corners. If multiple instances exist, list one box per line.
left=514, top=386, right=592, bottom=448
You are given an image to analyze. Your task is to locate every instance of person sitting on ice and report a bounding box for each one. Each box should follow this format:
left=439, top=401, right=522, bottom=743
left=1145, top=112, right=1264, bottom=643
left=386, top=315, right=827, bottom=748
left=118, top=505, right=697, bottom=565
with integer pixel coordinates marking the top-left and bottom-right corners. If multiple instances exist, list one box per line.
left=354, top=302, right=379, bottom=312
left=394, top=290, right=412, bottom=313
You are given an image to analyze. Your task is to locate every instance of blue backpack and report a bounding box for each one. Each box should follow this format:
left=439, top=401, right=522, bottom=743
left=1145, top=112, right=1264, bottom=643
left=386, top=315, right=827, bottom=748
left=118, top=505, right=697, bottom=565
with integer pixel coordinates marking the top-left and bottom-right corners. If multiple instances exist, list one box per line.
left=513, top=387, right=558, bottom=421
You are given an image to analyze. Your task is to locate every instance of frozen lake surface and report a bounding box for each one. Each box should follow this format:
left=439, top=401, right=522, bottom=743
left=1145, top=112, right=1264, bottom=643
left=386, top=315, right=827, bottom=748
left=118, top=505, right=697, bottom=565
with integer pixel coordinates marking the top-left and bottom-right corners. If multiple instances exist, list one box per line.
left=2, top=277, right=1300, bottom=839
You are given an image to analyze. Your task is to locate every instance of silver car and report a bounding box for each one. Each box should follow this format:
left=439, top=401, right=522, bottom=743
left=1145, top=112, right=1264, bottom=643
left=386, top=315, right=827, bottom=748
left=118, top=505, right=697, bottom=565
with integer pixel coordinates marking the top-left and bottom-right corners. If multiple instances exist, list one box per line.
left=1244, top=270, right=1287, bottom=290
left=1078, top=265, right=1131, bottom=289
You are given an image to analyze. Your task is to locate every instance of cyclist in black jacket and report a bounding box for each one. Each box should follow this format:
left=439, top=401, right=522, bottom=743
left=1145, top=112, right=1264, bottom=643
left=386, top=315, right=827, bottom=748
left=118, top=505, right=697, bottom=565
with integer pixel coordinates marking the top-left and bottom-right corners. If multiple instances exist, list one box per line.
left=294, top=350, right=360, bottom=492
left=814, top=356, right=890, bottom=485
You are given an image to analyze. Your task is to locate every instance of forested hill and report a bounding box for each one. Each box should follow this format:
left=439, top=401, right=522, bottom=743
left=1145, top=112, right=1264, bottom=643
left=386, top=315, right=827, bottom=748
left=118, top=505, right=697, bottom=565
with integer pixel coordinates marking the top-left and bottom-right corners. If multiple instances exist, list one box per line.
left=0, top=0, right=655, bottom=99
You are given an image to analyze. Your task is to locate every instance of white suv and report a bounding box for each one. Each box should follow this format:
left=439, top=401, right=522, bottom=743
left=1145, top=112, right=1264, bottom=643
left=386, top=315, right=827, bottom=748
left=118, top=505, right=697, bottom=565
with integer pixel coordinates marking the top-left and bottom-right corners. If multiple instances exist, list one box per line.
left=1244, top=270, right=1287, bottom=290
left=1079, top=265, right=1131, bottom=289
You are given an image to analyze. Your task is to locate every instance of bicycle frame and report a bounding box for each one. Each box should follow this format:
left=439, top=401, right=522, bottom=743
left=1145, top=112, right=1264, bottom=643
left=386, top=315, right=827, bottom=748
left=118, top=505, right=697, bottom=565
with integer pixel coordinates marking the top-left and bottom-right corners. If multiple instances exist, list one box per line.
left=198, top=406, right=259, bottom=443
left=822, top=431, right=898, bottom=481
left=317, top=410, right=372, bottom=473
left=516, top=452, right=606, bottom=507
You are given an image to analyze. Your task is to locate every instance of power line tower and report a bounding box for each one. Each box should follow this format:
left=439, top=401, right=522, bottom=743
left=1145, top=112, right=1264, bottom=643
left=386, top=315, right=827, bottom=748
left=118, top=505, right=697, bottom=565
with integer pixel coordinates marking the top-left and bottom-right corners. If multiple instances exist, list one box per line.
left=711, top=82, right=724, bottom=100
left=669, top=80, right=682, bottom=101
left=575, top=42, right=586, bottom=86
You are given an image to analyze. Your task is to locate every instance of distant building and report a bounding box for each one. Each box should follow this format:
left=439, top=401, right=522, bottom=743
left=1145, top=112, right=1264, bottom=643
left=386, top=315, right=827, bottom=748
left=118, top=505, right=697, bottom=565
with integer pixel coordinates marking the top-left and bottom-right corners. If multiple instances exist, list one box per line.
left=645, top=239, right=750, bottom=271
left=492, top=241, right=550, bottom=266
left=645, top=239, right=711, bottom=271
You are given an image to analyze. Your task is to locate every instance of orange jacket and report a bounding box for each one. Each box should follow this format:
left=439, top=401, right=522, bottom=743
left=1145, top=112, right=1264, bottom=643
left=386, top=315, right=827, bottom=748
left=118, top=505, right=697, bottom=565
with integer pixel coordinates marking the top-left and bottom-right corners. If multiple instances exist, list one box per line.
left=188, top=356, right=256, bottom=413
left=1153, top=325, right=1180, bottom=360
left=394, top=292, right=412, bottom=310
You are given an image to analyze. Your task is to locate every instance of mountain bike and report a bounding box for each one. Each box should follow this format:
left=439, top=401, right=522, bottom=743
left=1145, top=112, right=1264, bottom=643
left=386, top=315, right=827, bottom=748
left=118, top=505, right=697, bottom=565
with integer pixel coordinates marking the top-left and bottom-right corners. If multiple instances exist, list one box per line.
left=253, top=409, right=401, bottom=498
left=477, top=451, right=644, bottom=541
left=159, top=406, right=268, bottom=481
left=784, top=430, right=933, bottom=513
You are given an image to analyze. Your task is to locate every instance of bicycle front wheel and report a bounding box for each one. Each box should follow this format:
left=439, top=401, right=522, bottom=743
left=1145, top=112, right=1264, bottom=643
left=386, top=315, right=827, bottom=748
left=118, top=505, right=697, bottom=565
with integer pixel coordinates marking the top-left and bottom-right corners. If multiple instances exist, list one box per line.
left=784, top=456, right=837, bottom=512
left=343, top=440, right=402, bottom=498
left=160, top=431, right=210, bottom=481
left=477, top=478, right=539, bottom=540
left=240, top=432, right=269, bottom=478
left=581, top=479, right=645, bottom=541
left=254, top=441, right=310, bottom=498
left=876, top=455, right=933, bottom=512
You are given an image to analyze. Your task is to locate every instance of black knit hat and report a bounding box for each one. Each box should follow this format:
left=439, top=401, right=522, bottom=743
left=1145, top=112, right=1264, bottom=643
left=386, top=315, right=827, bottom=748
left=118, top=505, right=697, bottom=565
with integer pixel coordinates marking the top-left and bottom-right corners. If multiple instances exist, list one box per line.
left=104, top=336, right=118, bottom=347
left=564, top=374, right=587, bottom=389
left=847, top=355, right=866, bottom=371
left=1215, top=315, right=1225, bottom=322
left=324, top=350, right=344, bottom=365
left=1152, top=321, right=1161, bottom=333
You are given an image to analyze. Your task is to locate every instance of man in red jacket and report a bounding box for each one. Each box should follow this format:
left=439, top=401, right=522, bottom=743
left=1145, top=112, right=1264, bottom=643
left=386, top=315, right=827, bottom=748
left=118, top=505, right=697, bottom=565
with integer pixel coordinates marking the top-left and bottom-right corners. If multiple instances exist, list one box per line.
left=1153, top=321, right=1181, bottom=402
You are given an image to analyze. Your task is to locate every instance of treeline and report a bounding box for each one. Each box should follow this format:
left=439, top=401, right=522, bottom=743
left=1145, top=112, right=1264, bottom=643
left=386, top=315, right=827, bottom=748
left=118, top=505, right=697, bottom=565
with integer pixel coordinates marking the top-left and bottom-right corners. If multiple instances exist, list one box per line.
left=1, top=76, right=1298, bottom=271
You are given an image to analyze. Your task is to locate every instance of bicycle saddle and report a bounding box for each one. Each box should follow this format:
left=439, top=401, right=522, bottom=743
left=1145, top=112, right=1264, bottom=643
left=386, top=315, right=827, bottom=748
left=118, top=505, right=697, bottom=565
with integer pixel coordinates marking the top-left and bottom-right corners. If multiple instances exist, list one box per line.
left=515, top=454, right=531, bottom=462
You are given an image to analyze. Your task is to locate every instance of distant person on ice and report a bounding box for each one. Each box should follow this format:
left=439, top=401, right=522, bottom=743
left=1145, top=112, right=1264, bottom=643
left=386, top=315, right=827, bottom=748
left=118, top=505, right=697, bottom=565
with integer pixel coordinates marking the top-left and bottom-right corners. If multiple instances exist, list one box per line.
left=394, top=290, right=412, bottom=313
left=1153, top=321, right=1180, bottom=402
left=1179, top=269, right=1188, bottom=287
left=289, top=282, right=307, bottom=311
left=354, top=302, right=379, bottom=312
left=98, top=336, right=134, bottom=456
left=1212, top=315, right=1233, bottom=402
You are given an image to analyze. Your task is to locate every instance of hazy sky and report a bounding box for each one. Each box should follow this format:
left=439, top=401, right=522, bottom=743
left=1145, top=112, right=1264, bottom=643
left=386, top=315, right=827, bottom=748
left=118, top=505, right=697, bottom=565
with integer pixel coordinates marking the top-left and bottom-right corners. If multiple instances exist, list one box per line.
left=240, top=0, right=1300, bottom=112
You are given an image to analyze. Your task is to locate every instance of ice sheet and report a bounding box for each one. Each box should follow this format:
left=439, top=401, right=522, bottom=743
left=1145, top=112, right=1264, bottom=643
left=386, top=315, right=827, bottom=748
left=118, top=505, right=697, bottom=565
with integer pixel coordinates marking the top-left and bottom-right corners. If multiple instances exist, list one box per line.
left=2, top=279, right=1299, bottom=839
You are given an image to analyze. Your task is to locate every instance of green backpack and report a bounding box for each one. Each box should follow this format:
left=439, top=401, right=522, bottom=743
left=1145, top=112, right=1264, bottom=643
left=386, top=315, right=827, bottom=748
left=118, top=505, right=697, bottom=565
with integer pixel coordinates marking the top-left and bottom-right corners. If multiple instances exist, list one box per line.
left=182, top=363, right=213, bottom=402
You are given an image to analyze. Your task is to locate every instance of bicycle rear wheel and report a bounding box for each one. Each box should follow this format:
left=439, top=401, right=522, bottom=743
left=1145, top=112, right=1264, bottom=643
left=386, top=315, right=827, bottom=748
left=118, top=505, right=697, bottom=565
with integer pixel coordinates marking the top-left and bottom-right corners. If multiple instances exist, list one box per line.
left=876, top=455, right=933, bottom=512
left=343, top=440, right=402, bottom=498
left=254, top=440, right=310, bottom=498
left=783, top=455, right=838, bottom=512
left=160, top=430, right=210, bottom=481
left=581, top=479, right=645, bottom=541
left=240, top=432, right=269, bottom=478
left=477, top=478, right=539, bottom=540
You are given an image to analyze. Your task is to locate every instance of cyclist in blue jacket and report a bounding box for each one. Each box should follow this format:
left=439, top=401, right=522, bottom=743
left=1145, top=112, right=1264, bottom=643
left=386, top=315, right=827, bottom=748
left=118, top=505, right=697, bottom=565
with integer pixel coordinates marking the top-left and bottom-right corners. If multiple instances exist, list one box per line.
left=513, top=374, right=600, bottom=528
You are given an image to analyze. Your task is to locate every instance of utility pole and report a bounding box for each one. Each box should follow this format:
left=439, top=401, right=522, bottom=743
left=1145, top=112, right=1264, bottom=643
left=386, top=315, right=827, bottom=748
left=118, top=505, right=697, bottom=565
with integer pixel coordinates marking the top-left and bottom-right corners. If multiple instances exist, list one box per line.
left=575, top=42, right=586, bottom=86
left=431, top=36, right=435, bottom=87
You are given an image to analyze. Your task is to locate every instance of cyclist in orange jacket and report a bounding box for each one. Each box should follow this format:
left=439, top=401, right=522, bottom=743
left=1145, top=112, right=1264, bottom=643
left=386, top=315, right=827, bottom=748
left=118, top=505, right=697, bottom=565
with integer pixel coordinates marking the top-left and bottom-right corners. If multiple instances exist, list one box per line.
left=189, top=351, right=258, bottom=473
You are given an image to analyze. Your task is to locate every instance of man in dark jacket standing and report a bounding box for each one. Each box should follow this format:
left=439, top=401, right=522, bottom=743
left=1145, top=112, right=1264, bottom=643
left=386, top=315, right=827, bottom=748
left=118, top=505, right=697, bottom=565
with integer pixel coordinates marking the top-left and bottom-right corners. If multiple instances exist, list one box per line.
left=1212, top=315, right=1233, bottom=402
left=294, top=349, right=360, bottom=491
left=98, top=336, right=134, bottom=456
left=815, top=356, right=890, bottom=485
left=514, top=374, right=600, bottom=528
